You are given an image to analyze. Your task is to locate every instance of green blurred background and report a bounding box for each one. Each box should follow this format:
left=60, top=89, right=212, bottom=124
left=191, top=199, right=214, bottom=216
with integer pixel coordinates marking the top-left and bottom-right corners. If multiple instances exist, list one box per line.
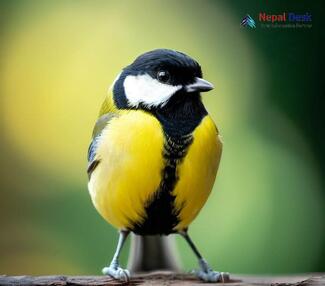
left=0, top=0, right=324, bottom=275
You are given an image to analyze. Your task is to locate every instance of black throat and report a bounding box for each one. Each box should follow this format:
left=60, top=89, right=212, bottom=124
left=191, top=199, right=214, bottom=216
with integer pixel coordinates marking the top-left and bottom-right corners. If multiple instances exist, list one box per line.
left=152, top=90, right=208, bottom=137
left=131, top=91, right=207, bottom=235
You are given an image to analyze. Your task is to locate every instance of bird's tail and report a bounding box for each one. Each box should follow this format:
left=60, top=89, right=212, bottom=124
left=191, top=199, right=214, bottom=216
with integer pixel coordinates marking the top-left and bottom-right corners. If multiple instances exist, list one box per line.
left=127, top=234, right=181, bottom=272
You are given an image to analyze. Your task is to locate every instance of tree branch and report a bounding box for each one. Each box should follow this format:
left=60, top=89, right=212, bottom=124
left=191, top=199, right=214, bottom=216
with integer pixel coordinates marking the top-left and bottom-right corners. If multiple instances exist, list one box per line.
left=0, top=272, right=324, bottom=285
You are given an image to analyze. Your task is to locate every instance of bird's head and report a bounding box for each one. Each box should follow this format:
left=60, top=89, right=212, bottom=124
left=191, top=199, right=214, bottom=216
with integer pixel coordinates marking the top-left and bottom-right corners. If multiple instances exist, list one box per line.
left=112, top=49, right=213, bottom=111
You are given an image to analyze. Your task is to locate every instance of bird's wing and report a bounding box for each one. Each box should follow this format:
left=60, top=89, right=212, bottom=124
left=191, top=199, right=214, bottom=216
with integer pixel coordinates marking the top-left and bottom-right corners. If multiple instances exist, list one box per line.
left=87, top=113, right=119, bottom=179
left=87, top=94, right=119, bottom=179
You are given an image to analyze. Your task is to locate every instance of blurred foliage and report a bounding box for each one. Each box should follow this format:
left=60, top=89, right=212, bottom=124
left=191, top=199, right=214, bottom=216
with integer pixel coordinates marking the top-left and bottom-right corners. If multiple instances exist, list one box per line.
left=0, top=0, right=324, bottom=275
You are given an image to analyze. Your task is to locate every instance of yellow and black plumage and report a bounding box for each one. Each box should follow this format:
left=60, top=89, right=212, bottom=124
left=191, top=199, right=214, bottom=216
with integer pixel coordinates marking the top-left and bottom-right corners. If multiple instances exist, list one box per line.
left=87, top=49, right=224, bottom=282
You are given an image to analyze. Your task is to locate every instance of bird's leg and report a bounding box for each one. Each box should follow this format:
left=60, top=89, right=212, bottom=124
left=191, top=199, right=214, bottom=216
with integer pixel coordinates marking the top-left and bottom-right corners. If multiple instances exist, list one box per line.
left=179, top=230, right=229, bottom=283
left=102, top=230, right=130, bottom=282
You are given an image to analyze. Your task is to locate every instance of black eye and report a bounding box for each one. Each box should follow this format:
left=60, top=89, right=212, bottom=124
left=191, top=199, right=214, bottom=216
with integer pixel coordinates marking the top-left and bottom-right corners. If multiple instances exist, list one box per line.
left=157, top=70, right=170, bottom=83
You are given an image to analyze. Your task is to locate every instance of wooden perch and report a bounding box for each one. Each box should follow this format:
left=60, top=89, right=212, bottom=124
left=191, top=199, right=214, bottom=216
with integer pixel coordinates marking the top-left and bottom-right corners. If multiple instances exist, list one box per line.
left=0, top=272, right=324, bottom=285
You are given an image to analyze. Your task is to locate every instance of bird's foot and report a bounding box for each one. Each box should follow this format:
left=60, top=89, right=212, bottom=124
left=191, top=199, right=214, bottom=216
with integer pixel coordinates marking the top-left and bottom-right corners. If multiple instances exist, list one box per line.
left=193, top=258, right=229, bottom=283
left=102, top=264, right=130, bottom=282
left=194, top=269, right=230, bottom=282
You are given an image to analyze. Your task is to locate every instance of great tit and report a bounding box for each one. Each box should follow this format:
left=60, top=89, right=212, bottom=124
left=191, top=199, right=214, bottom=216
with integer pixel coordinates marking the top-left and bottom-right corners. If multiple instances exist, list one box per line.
left=87, top=49, right=225, bottom=282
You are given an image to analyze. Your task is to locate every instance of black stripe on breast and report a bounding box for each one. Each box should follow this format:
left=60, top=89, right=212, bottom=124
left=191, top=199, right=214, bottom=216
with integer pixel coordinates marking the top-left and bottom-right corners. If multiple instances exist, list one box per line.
left=131, top=133, right=193, bottom=235
left=129, top=91, right=207, bottom=235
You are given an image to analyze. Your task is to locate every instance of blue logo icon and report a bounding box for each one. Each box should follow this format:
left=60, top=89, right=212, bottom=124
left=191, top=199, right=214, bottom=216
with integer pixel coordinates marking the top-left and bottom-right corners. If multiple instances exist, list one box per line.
left=241, top=14, right=256, bottom=28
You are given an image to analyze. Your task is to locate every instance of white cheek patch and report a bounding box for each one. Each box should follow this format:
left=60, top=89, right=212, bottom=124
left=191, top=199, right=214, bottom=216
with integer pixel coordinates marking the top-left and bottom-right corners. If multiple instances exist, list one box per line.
left=123, top=74, right=182, bottom=107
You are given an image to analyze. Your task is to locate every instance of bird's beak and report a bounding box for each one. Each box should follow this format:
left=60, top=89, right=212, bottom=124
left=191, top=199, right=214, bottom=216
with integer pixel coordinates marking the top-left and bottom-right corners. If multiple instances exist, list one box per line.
left=185, top=77, right=214, bottom=93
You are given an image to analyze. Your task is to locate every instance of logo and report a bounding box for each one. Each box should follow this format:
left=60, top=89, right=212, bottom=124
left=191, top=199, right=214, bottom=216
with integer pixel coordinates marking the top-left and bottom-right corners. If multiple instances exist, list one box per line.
left=241, top=12, right=312, bottom=29
left=241, top=14, right=256, bottom=28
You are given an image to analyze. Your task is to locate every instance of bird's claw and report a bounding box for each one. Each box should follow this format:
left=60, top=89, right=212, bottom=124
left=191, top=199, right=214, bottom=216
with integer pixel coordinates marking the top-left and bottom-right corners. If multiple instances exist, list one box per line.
left=193, top=269, right=229, bottom=283
left=193, top=258, right=229, bottom=282
left=194, top=268, right=220, bottom=282
left=102, top=266, right=130, bottom=282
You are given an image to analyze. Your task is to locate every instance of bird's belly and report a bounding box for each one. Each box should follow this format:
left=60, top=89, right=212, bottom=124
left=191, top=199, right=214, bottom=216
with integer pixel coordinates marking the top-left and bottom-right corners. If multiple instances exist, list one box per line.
left=88, top=110, right=165, bottom=230
left=173, top=115, right=222, bottom=231
left=88, top=112, right=222, bottom=234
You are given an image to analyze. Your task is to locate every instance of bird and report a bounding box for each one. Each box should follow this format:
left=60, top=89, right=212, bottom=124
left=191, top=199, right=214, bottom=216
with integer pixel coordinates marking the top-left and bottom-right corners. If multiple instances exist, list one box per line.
left=87, top=49, right=224, bottom=282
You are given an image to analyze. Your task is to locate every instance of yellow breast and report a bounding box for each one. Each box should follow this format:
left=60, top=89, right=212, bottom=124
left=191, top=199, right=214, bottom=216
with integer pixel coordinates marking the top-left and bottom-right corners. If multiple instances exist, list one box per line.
left=88, top=110, right=165, bottom=229
left=88, top=111, right=222, bottom=232
left=173, top=116, right=222, bottom=230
